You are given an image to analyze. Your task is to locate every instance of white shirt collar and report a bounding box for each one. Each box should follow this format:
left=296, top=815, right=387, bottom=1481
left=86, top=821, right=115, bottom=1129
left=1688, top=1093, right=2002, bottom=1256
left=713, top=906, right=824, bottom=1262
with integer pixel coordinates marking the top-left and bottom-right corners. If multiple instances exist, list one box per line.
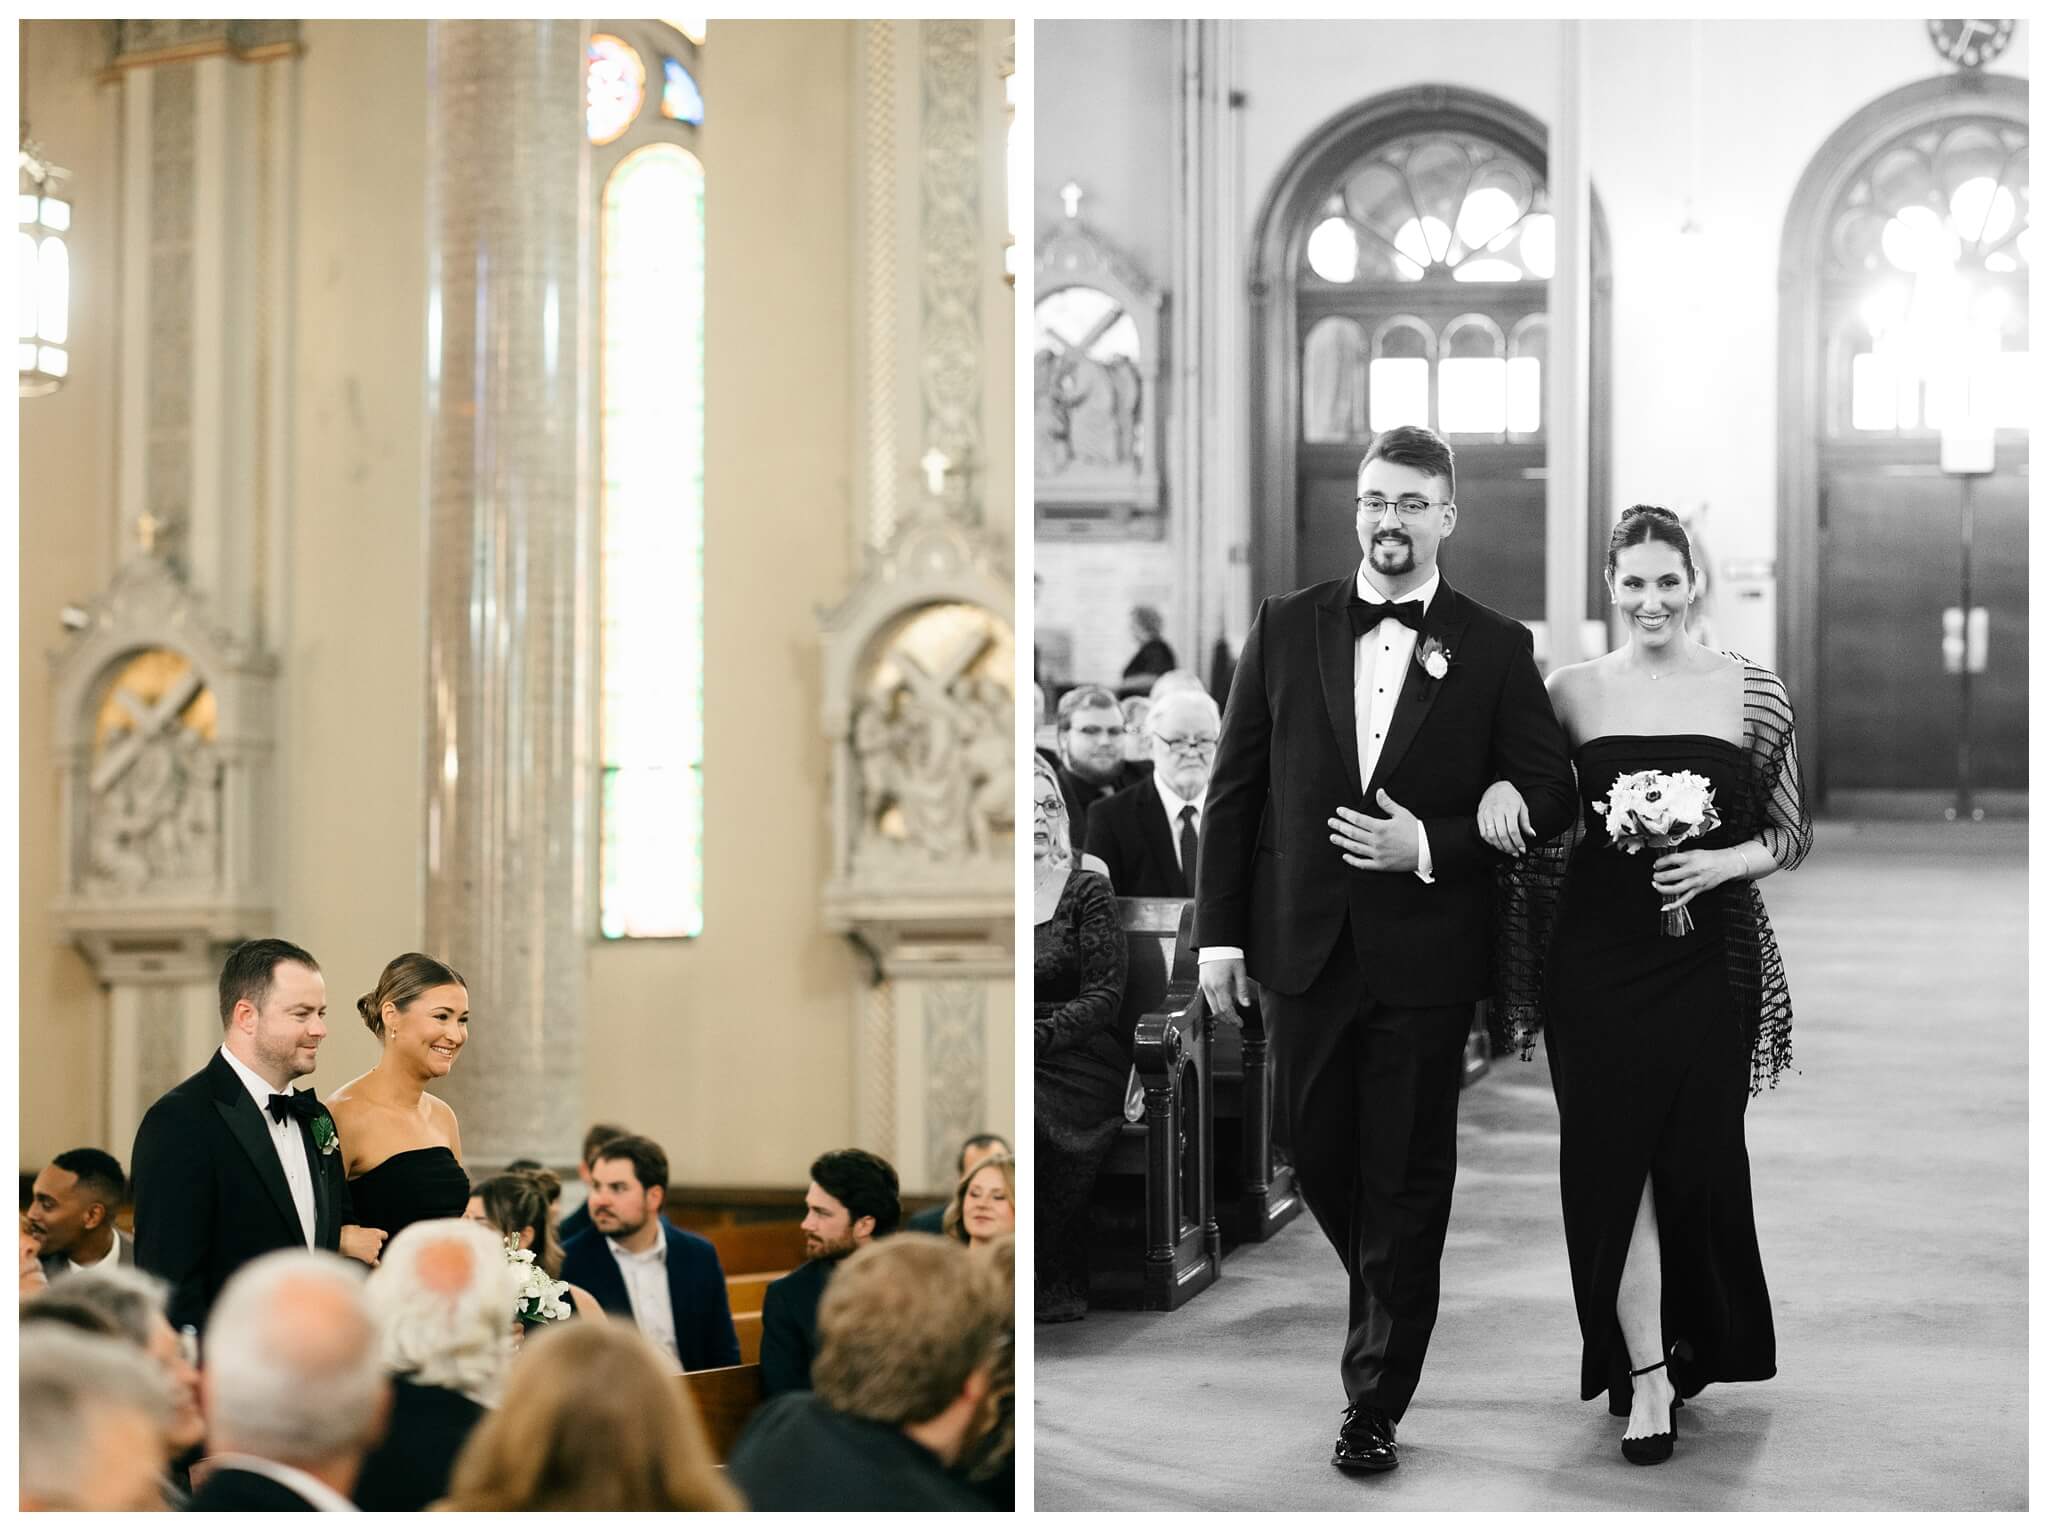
left=65, top=1232, right=124, bottom=1273
left=607, top=1228, right=669, bottom=1264
left=206, top=1454, right=358, bottom=1512
left=1152, top=770, right=1201, bottom=823
left=1355, top=564, right=1441, bottom=613
left=219, top=1045, right=296, bottom=1117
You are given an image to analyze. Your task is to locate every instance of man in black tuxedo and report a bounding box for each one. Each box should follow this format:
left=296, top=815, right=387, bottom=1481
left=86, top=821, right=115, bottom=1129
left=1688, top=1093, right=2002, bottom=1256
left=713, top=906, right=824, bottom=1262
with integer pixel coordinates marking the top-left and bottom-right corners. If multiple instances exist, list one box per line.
left=129, top=938, right=386, bottom=1334
left=186, top=1250, right=390, bottom=1510
left=762, top=1148, right=901, bottom=1395
left=1086, top=686, right=1222, bottom=897
left=1196, top=425, right=1575, bottom=1474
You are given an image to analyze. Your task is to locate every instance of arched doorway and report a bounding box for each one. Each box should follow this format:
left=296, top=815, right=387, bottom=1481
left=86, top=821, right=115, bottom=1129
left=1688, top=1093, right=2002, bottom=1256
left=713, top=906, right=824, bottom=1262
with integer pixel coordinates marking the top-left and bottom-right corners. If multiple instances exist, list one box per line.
left=1778, top=75, right=2028, bottom=817
left=1249, top=86, right=1611, bottom=622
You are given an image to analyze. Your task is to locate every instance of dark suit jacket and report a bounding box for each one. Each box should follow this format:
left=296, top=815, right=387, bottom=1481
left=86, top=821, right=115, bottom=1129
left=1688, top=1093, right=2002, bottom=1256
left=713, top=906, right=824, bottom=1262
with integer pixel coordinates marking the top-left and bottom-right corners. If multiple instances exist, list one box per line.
left=1055, top=759, right=1145, bottom=854
left=760, top=1257, right=834, bottom=1397
left=40, top=1228, right=135, bottom=1282
left=904, top=1204, right=947, bottom=1235
left=1196, top=576, right=1575, bottom=1002
left=185, top=1465, right=322, bottom=1511
left=1085, top=774, right=1195, bottom=898
left=559, top=1220, right=741, bottom=1371
left=728, top=1394, right=989, bottom=1512
left=130, top=1051, right=354, bottom=1334
left=557, top=1202, right=593, bottom=1247
left=352, top=1376, right=488, bottom=1512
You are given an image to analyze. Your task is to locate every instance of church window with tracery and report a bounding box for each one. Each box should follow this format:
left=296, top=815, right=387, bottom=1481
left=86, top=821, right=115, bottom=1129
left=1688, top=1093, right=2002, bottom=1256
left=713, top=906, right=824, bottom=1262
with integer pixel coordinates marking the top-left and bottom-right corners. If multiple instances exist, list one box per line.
left=591, top=24, right=706, bottom=939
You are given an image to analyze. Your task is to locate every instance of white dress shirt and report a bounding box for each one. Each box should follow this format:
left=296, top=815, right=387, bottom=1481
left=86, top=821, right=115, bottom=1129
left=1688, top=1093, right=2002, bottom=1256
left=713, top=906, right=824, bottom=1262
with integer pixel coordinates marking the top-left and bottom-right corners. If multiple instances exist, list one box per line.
left=205, top=1453, right=357, bottom=1511
left=1152, top=772, right=1203, bottom=876
left=218, top=1047, right=318, bottom=1248
left=1199, top=564, right=1437, bottom=967
left=607, top=1231, right=684, bottom=1372
left=49, top=1230, right=126, bottom=1278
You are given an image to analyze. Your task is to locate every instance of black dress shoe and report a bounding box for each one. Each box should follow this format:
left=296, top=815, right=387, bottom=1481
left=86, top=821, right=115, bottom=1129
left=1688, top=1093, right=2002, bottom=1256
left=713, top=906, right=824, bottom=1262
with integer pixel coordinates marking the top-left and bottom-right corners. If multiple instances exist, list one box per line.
left=1332, top=1403, right=1398, bottom=1473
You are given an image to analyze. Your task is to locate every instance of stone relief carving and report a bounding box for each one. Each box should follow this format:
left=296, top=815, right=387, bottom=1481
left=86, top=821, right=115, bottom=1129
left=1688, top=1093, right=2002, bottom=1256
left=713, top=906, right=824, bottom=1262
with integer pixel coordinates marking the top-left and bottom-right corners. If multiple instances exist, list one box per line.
left=84, top=651, right=222, bottom=895
left=923, top=980, right=987, bottom=1189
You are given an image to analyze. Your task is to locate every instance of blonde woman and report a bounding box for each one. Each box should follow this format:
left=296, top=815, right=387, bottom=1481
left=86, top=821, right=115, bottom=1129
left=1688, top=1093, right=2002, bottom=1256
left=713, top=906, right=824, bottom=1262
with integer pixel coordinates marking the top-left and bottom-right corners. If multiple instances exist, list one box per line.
left=942, top=1152, right=1016, bottom=1250
left=438, top=1319, right=741, bottom=1510
left=1032, top=754, right=1126, bottom=1323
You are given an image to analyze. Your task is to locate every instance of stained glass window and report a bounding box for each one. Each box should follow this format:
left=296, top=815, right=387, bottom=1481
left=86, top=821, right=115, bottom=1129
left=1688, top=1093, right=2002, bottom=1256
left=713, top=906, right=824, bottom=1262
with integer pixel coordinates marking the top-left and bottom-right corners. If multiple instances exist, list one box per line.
left=586, top=34, right=646, bottom=146
left=1828, top=116, right=2029, bottom=436
left=598, top=143, right=706, bottom=939
left=662, top=58, right=705, bottom=125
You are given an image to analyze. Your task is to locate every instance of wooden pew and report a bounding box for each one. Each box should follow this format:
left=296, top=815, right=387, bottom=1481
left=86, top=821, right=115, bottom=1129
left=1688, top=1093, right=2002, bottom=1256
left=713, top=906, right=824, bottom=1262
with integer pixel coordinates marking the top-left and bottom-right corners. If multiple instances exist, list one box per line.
left=1086, top=898, right=1219, bottom=1311
left=701, top=1222, right=806, bottom=1277
left=724, top=1271, right=787, bottom=1315
left=733, top=1309, right=763, bottom=1366
left=1210, top=994, right=1303, bottom=1246
left=681, top=1364, right=764, bottom=1463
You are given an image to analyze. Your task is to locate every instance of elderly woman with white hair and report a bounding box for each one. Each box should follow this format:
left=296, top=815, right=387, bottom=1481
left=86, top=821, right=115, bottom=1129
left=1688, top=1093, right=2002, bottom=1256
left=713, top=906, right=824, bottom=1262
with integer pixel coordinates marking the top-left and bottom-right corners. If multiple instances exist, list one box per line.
left=353, top=1217, right=520, bottom=1511
left=1032, top=753, right=1128, bottom=1324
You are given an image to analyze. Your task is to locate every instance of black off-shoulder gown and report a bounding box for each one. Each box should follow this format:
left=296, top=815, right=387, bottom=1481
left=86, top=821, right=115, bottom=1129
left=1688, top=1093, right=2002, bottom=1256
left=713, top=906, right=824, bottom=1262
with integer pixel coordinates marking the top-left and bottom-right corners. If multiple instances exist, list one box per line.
left=348, top=1146, right=472, bottom=1244
left=1546, top=736, right=1775, bottom=1412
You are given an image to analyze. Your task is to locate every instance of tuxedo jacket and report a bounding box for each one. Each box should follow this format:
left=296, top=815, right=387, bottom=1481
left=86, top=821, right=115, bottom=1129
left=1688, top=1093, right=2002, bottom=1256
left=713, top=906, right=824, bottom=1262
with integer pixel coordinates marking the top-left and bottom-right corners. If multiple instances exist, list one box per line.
left=559, top=1220, right=742, bottom=1372
left=186, top=1466, right=323, bottom=1512
left=1195, top=575, right=1575, bottom=1003
left=759, top=1256, right=833, bottom=1396
left=130, top=1051, right=353, bottom=1334
left=1086, top=774, right=1195, bottom=898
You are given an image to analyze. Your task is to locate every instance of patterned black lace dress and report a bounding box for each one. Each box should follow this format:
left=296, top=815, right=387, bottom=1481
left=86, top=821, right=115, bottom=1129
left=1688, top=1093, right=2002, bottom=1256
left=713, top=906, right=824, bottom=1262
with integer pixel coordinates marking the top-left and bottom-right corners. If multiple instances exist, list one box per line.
left=1033, top=869, right=1127, bottom=1320
left=1497, top=658, right=1813, bottom=1412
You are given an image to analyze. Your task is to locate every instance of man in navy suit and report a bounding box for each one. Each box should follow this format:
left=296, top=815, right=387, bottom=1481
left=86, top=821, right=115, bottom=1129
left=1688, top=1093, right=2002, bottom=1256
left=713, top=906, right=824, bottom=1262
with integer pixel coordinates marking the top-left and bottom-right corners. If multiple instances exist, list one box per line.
left=1197, top=425, right=1575, bottom=1474
left=559, top=1134, right=740, bottom=1372
left=1086, top=686, right=1222, bottom=898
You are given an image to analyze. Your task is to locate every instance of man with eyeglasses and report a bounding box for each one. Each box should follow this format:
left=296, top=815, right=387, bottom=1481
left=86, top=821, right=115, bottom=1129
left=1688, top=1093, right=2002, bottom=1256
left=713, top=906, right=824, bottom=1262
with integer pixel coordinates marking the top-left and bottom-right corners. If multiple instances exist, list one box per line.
left=1085, top=687, right=1221, bottom=898
left=1195, top=423, right=1575, bottom=1477
left=1052, top=684, right=1144, bottom=854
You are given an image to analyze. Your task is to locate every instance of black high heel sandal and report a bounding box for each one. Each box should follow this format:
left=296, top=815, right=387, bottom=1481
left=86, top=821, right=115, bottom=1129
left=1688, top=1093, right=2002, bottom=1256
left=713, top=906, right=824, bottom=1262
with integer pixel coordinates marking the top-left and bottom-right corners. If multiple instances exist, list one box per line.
left=1620, top=1357, right=1678, bottom=1466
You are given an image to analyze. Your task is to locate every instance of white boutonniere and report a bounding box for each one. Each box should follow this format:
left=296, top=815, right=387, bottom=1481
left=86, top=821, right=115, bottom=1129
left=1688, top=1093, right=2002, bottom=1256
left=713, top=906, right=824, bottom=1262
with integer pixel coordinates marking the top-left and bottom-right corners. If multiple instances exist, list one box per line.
left=1417, top=636, right=1452, bottom=680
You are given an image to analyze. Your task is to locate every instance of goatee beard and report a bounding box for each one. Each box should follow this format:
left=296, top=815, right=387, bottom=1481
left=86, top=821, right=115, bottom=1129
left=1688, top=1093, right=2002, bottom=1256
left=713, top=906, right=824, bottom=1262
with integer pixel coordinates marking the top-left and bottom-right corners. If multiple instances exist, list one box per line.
left=1370, top=540, right=1414, bottom=574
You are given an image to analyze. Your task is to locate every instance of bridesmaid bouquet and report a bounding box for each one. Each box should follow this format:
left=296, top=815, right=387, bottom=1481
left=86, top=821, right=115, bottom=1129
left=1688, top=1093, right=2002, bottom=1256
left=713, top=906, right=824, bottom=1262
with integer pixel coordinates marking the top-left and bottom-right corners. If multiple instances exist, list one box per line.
left=1592, top=769, right=1722, bottom=937
left=505, top=1240, right=572, bottom=1326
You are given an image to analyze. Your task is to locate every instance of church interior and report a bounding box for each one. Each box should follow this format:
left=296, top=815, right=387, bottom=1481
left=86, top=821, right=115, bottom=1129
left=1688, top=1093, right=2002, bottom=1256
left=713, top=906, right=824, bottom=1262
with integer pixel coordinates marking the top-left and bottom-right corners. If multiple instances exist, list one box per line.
left=18, top=19, right=1018, bottom=1507
left=1032, top=18, right=2027, bottom=1513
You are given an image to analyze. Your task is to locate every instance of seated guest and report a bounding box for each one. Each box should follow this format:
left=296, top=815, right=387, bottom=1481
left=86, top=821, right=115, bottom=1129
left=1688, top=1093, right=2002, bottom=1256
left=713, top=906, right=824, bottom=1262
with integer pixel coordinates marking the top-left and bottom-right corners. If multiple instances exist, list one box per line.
left=559, top=1134, right=739, bottom=1372
left=1119, top=694, right=1152, bottom=762
left=762, top=1148, right=901, bottom=1397
left=27, top=1148, right=132, bottom=1279
left=19, top=1214, right=48, bottom=1299
left=956, top=1234, right=1016, bottom=1510
left=1033, top=756, right=1128, bottom=1323
left=1054, top=684, right=1144, bottom=852
left=1085, top=686, right=1222, bottom=898
left=943, top=1152, right=1017, bottom=1252
left=440, top=1321, right=741, bottom=1510
left=20, top=1290, right=123, bottom=1337
left=188, top=1249, right=391, bottom=1511
left=557, top=1121, right=629, bottom=1245
left=906, top=1135, right=1011, bottom=1233
left=465, top=1168, right=606, bottom=1324
left=19, top=1327, right=175, bottom=1511
left=1121, top=604, right=1177, bottom=690
left=728, top=1235, right=1002, bottom=1512
left=354, top=1218, right=517, bottom=1511
left=36, top=1266, right=206, bottom=1495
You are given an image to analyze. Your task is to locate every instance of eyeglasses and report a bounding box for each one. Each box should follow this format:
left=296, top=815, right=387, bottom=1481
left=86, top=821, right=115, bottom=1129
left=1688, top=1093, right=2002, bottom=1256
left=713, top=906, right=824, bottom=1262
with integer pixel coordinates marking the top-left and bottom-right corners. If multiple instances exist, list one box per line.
left=1357, top=495, right=1452, bottom=520
left=1034, top=795, right=1064, bottom=815
left=1070, top=723, right=1125, bottom=740
left=1153, top=733, right=1219, bottom=755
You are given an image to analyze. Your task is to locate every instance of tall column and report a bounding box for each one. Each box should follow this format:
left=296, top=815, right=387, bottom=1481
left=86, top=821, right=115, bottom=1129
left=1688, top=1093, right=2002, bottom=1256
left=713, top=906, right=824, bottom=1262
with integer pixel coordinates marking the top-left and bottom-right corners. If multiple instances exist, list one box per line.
left=1545, top=20, right=1593, bottom=665
left=423, top=21, right=590, bottom=1169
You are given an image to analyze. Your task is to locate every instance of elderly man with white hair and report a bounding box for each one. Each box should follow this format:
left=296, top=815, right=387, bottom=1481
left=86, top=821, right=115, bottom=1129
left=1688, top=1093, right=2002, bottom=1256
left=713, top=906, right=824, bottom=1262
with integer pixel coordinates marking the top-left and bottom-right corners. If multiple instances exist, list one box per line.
left=19, top=1326, right=176, bottom=1511
left=353, top=1217, right=519, bottom=1511
left=1085, top=684, right=1223, bottom=898
left=188, top=1249, right=390, bottom=1511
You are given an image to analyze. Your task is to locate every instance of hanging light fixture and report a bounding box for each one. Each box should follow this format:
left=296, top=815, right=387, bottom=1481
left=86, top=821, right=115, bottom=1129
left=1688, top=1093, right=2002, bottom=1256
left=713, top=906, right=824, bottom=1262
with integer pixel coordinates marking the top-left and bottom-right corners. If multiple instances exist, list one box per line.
left=19, top=23, right=72, bottom=398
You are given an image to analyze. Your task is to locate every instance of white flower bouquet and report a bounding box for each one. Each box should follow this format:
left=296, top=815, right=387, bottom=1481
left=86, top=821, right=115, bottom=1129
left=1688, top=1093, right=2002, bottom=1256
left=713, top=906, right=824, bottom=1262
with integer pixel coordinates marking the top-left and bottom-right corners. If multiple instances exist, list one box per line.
left=1592, top=768, right=1722, bottom=936
left=506, top=1241, right=572, bottom=1327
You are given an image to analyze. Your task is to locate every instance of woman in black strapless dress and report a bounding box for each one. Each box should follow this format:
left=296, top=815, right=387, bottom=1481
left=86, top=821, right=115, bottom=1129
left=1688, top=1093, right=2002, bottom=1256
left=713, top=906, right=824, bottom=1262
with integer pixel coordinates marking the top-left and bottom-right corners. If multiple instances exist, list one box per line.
left=1487, top=508, right=1811, bottom=1466
left=327, top=954, right=474, bottom=1249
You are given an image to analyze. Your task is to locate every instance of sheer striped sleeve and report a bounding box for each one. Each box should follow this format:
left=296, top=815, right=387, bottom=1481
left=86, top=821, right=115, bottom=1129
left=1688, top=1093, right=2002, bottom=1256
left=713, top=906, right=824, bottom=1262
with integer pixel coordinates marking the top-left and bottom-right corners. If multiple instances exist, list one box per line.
left=1725, top=654, right=1810, bottom=1092
left=1490, top=771, right=1583, bottom=1059
left=1741, top=659, right=1813, bottom=874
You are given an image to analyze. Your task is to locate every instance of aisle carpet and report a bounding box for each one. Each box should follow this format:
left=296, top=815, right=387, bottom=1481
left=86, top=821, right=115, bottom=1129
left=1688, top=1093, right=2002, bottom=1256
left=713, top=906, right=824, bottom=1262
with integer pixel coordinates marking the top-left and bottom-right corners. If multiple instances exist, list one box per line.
left=1032, top=821, right=2027, bottom=1511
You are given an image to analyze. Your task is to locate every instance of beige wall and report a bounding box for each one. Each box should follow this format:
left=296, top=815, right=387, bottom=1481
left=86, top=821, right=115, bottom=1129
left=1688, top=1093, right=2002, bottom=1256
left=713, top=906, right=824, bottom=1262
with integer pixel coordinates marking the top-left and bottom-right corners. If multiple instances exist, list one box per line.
left=19, top=21, right=977, bottom=1186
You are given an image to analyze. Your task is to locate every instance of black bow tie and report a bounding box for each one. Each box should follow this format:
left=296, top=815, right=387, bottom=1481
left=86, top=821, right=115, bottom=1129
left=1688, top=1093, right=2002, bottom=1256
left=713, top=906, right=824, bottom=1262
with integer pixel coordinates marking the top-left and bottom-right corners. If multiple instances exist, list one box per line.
left=267, top=1090, right=320, bottom=1126
left=1349, top=597, right=1425, bottom=638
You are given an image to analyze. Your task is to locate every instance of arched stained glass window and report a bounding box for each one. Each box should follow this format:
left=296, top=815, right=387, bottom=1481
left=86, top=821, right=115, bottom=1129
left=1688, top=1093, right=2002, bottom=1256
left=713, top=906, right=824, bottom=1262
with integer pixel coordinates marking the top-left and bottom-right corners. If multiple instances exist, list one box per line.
left=593, top=26, right=705, bottom=939
left=1827, top=115, right=2030, bottom=435
left=586, top=34, right=646, bottom=146
left=662, top=57, right=705, bottom=125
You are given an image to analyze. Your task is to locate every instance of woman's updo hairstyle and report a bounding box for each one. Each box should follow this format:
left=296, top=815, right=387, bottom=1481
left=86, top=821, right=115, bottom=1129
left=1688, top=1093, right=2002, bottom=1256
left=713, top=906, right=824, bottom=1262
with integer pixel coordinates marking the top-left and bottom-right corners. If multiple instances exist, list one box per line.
left=357, top=952, right=467, bottom=1040
left=1606, top=504, right=1697, bottom=585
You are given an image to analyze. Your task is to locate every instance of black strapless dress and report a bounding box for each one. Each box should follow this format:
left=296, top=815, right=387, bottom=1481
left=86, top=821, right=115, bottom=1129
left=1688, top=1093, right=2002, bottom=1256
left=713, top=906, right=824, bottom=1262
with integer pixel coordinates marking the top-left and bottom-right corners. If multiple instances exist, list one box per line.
left=1545, top=736, right=1775, bottom=1413
left=348, top=1146, right=471, bottom=1242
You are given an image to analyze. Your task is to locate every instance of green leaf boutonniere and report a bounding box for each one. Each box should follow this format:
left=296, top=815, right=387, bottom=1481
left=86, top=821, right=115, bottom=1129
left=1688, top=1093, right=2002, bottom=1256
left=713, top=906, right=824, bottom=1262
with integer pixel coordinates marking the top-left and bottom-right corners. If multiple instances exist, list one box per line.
left=1416, top=635, right=1453, bottom=681
left=310, top=1114, right=339, bottom=1157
